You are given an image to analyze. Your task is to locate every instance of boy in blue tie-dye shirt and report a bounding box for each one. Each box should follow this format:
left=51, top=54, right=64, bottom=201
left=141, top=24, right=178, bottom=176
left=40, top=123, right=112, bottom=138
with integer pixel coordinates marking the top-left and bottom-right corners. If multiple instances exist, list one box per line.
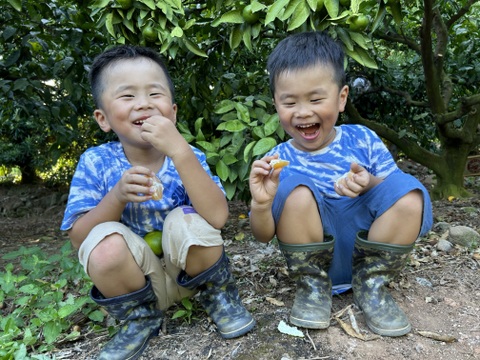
left=249, top=31, right=432, bottom=337
left=61, top=45, right=254, bottom=360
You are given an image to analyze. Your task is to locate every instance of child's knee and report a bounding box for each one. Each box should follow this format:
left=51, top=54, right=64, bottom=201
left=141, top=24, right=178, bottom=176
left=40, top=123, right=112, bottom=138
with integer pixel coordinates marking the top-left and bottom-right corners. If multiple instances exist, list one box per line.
left=285, top=185, right=316, bottom=210
left=396, top=189, right=424, bottom=215
left=88, top=233, right=130, bottom=272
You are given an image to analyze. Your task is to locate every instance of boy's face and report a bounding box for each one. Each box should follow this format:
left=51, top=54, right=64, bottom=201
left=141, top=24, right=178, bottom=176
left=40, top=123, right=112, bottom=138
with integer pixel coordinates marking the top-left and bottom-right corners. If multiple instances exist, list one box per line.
left=273, top=64, right=348, bottom=152
left=94, top=58, right=177, bottom=149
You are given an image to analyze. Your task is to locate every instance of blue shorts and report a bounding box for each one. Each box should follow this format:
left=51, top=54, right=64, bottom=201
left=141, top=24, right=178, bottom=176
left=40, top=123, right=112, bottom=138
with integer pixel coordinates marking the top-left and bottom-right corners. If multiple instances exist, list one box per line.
left=271, top=171, right=433, bottom=289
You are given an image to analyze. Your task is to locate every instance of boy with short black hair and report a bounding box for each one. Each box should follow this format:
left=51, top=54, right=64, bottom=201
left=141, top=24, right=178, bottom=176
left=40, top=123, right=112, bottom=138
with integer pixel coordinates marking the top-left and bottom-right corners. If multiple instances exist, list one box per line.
left=61, top=45, right=255, bottom=360
left=249, top=31, right=432, bottom=336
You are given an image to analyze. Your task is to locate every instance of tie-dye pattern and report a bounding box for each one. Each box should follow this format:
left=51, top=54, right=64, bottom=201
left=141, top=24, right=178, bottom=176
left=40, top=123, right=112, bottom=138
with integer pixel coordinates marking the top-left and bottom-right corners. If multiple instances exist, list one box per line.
left=266, top=124, right=397, bottom=198
left=60, top=141, right=224, bottom=236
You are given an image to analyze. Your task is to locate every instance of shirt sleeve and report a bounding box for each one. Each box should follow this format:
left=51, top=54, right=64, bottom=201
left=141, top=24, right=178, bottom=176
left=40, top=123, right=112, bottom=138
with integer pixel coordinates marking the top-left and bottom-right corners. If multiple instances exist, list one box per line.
left=60, top=151, right=110, bottom=231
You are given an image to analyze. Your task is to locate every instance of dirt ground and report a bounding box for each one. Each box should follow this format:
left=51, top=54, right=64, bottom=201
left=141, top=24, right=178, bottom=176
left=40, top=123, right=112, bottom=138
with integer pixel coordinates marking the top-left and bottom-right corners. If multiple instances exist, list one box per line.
left=1, top=160, right=479, bottom=360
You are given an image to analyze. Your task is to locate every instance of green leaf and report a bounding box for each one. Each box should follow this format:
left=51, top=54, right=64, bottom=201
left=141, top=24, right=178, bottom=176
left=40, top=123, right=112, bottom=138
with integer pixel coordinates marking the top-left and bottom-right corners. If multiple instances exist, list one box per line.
left=244, top=141, right=256, bottom=162
left=280, top=0, right=302, bottom=21
left=183, top=38, right=207, bottom=58
left=287, top=1, right=310, bottom=31
left=349, top=31, right=370, bottom=50
left=216, top=120, right=247, bottom=132
left=172, top=309, right=188, bottom=319
left=235, top=103, right=251, bottom=123
left=264, top=114, right=280, bottom=136
left=229, top=25, right=243, bottom=50
left=139, top=0, right=156, bottom=10
left=252, top=138, right=277, bottom=156
left=265, top=0, right=289, bottom=25
left=325, top=0, right=340, bottom=18
left=106, top=13, right=115, bottom=38
left=344, top=46, right=378, bottom=69
left=243, top=26, right=253, bottom=52
left=43, top=321, right=62, bottom=344
left=216, top=160, right=229, bottom=181
left=336, top=27, right=354, bottom=51
left=212, top=9, right=244, bottom=27
left=7, top=0, right=21, bottom=12
left=371, top=3, right=387, bottom=34
left=171, top=26, right=183, bottom=38
left=214, top=100, right=236, bottom=114
left=196, top=141, right=218, bottom=152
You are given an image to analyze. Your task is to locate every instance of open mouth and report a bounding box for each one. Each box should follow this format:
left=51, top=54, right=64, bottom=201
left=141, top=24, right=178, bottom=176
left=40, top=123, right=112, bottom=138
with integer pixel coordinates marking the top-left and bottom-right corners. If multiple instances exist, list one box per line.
left=133, top=120, right=145, bottom=126
left=297, top=123, right=320, bottom=139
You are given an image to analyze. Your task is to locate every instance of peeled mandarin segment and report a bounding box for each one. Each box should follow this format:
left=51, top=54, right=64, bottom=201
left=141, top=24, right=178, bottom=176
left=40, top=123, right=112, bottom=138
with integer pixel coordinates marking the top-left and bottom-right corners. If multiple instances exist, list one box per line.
left=270, top=159, right=290, bottom=169
left=335, top=171, right=354, bottom=187
left=151, top=176, right=164, bottom=200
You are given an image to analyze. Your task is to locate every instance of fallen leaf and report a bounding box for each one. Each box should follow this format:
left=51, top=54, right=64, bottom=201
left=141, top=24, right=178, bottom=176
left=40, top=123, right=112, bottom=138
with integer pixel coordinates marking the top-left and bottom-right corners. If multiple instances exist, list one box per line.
left=266, top=297, right=285, bottom=307
left=277, top=320, right=304, bottom=337
left=417, top=330, right=457, bottom=343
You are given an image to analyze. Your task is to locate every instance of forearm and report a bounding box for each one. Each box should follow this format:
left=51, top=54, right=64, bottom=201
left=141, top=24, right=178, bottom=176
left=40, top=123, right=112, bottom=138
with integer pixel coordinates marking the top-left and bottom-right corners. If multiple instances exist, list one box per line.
left=171, top=149, right=228, bottom=229
left=68, top=190, right=126, bottom=249
left=249, top=200, right=276, bottom=243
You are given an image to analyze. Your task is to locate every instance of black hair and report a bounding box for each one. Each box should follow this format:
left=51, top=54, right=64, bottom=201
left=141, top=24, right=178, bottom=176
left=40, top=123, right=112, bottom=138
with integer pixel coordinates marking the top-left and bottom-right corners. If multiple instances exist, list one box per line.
left=89, top=45, right=175, bottom=108
left=267, top=31, right=346, bottom=95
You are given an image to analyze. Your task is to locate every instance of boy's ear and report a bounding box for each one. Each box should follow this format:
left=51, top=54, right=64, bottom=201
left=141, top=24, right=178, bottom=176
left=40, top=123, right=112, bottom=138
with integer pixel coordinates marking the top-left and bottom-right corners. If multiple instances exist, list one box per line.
left=94, top=109, right=112, bottom=133
left=338, top=85, right=349, bottom=112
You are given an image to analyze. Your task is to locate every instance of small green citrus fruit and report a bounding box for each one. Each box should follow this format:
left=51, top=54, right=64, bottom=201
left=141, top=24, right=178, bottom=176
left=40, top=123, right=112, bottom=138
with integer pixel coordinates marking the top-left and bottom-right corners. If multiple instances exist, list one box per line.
left=144, top=230, right=163, bottom=256
left=242, top=5, right=260, bottom=25
left=142, top=26, right=157, bottom=42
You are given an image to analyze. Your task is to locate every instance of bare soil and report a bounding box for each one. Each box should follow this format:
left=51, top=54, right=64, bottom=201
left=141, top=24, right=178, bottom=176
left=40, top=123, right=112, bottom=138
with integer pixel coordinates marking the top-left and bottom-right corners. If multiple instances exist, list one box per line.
left=1, top=160, right=479, bottom=360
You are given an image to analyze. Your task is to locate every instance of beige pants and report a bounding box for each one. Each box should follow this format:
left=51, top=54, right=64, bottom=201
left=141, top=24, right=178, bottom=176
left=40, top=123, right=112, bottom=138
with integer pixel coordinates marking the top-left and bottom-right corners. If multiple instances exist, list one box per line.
left=78, top=206, right=224, bottom=310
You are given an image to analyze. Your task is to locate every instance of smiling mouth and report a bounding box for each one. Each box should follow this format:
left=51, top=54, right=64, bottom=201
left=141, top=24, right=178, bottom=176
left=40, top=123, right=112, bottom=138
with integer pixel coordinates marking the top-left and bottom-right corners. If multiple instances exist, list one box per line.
left=297, top=123, right=320, bottom=138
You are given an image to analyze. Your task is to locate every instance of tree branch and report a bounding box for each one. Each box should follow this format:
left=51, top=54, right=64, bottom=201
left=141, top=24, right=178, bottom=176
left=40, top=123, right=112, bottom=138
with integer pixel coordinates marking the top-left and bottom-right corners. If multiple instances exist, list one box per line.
left=436, top=94, right=480, bottom=125
left=445, top=0, right=479, bottom=29
left=344, top=100, right=440, bottom=170
left=374, top=32, right=421, bottom=53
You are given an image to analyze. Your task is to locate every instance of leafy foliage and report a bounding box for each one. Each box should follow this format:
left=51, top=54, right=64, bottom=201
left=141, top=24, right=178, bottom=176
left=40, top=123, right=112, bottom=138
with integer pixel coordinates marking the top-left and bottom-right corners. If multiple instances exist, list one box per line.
left=1, top=0, right=479, bottom=199
left=0, top=242, right=102, bottom=359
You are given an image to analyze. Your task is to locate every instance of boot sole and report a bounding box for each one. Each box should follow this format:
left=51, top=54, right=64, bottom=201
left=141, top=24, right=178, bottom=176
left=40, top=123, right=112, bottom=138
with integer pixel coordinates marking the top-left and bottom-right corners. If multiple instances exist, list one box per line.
left=219, top=318, right=256, bottom=339
left=366, top=320, right=411, bottom=337
left=290, top=316, right=330, bottom=329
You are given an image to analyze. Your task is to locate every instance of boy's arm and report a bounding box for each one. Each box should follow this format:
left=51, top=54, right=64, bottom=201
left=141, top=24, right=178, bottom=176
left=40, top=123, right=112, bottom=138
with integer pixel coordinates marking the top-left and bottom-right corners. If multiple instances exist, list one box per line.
left=141, top=116, right=228, bottom=229
left=68, top=166, right=155, bottom=248
left=170, top=148, right=228, bottom=229
left=248, top=155, right=282, bottom=243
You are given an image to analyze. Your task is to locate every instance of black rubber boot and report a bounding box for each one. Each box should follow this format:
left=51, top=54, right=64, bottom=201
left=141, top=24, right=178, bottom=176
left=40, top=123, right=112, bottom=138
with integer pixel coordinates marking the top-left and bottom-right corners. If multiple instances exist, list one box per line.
left=90, top=277, right=163, bottom=360
left=278, top=237, right=334, bottom=329
left=177, top=249, right=255, bottom=339
left=352, top=230, right=414, bottom=337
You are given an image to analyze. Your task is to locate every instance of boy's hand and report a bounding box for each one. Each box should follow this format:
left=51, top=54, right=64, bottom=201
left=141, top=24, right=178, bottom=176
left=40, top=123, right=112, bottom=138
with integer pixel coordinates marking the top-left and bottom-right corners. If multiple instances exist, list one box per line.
left=334, top=162, right=370, bottom=197
left=140, top=116, right=190, bottom=159
left=249, top=155, right=284, bottom=207
left=113, top=166, right=157, bottom=203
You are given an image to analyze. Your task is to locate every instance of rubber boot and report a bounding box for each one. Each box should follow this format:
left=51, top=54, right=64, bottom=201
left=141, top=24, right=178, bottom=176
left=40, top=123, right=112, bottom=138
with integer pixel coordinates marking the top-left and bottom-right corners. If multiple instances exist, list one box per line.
left=177, top=249, right=255, bottom=339
left=352, top=230, right=414, bottom=337
left=90, top=277, right=163, bottom=360
left=278, top=237, right=334, bottom=329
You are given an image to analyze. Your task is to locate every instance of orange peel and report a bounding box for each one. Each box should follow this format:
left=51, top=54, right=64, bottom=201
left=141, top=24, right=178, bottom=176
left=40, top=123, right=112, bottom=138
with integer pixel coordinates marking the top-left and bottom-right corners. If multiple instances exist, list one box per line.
left=270, top=159, right=290, bottom=170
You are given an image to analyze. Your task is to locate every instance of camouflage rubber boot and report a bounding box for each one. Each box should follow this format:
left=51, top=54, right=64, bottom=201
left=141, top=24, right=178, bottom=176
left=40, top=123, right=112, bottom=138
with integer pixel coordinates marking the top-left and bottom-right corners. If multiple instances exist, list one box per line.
left=177, top=249, right=255, bottom=339
left=278, top=237, right=334, bottom=329
left=352, top=230, right=414, bottom=337
left=90, top=277, right=163, bottom=360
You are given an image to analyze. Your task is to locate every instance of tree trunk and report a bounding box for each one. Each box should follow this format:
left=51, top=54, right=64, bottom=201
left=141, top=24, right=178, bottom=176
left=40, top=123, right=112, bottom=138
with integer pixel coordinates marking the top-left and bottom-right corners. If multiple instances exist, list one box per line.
left=429, top=143, right=471, bottom=199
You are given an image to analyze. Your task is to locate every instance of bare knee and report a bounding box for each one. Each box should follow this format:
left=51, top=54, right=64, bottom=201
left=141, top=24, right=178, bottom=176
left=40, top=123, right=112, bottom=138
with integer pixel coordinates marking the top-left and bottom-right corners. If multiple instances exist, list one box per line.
left=88, top=233, right=131, bottom=274
left=284, top=185, right=316, bottom=212
left=394, top=190, right=423, bottom=218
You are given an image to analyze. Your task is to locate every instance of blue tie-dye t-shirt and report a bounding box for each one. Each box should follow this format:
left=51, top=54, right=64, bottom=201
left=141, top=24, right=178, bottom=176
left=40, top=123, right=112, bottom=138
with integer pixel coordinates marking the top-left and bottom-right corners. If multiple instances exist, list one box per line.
left=266, top=124, right=398, bottom=198
left=60, top=141, right=224, bottom=237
